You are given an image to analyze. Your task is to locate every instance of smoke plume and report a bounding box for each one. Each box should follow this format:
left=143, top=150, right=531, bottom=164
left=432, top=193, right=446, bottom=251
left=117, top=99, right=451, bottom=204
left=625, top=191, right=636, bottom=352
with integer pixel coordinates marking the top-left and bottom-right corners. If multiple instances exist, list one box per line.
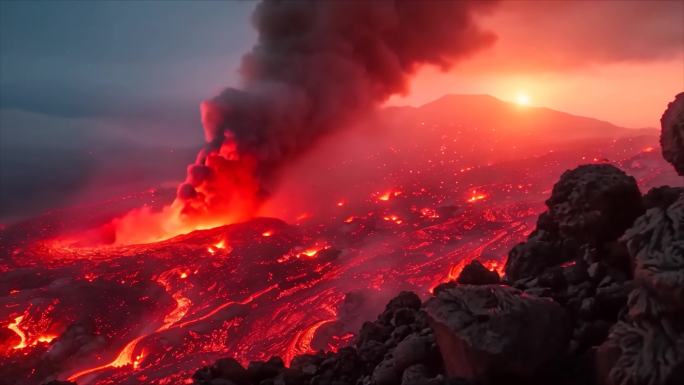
left=113, top=0, right=498, bottom=244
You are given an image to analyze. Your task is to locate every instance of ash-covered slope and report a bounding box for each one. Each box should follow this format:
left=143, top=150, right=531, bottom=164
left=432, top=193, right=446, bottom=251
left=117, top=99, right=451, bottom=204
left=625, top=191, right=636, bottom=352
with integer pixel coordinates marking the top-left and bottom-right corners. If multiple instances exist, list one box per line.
left=178, top=94, right=684, bottom=385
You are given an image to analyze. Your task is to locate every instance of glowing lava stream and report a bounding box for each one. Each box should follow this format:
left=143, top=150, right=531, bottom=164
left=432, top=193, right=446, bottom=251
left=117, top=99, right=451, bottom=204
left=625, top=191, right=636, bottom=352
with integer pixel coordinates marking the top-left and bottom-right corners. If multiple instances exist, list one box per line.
left=175, top=284, right=278, bottom=328
left=67, top=284, right=279, bottom=382
left=8, top=316, right=28, bottom=349
left=283, top=318, right=336, bottom=366
left=430, top=228, right=512, bottom=291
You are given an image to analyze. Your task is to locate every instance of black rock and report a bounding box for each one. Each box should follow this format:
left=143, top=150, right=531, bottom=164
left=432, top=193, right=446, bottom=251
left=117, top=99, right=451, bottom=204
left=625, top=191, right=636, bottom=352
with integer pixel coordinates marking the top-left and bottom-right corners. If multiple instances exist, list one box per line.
left=660, top=92, right=684, bottom=176
left=357, top=340, right=387, bottom=366
left=597, top=320, right=684, bottom=385
left=248, top=357, right=285, bottom=383
left=385, top=291, right=422, bottom=312
left=425, top=285, right=570, bottom=383
left=393, top=333, right=436, bottom=372
left=357, top=321, right=392, bottom=345
left=456, top=260, right=500, bottom=285
left=622, top=194, right=684, bottom=314
left=643, top=186, right=684, bottom=210
left=505, top=164, right=644, bottom=282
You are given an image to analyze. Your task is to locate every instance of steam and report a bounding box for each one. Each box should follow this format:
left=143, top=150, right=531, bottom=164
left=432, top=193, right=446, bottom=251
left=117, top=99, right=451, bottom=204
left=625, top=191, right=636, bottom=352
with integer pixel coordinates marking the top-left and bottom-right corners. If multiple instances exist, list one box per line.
left=113, top=0, right=498, bottom=244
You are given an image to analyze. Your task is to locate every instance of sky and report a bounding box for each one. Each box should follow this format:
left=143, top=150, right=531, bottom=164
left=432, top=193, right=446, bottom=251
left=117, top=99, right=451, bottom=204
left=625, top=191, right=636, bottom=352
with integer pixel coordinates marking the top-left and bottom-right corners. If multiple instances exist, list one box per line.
left=0, top=0, right=683, bottom=220
left=388, top=0, right=684, bottom=128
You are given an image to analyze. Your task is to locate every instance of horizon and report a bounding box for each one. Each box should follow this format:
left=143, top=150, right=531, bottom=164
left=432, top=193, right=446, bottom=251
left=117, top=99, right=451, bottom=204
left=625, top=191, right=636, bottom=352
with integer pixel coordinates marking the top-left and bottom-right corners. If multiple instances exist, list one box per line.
left=1, top=2, right=683, bottom=385
left=1, top=0, right=681, bottom=220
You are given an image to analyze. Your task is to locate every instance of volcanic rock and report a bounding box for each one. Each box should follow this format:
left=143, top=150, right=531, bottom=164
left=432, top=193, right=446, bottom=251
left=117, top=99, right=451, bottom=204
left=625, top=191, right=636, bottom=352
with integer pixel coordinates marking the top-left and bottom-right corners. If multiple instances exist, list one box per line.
left=660, top=92, right=684, bottom=176
left=424, top=285, right=569, bottom=383
left=546, top=164, right=644, bottom=242
left=193, top=358, right=249, bottom=385
left=622, top=194, right=684, bottom=313
left=456, top=260, right=500, bottom=285
left=506, top=164, right=644, bottom=281
left=247, top=357, right=285, bottom=383
left=596, top=192, right=684, bottom=385
left=393, top=333, right=438, bottom=372
left=597, top=320, right=684, bottom=385
left=642, top=186, right=684, bottom=210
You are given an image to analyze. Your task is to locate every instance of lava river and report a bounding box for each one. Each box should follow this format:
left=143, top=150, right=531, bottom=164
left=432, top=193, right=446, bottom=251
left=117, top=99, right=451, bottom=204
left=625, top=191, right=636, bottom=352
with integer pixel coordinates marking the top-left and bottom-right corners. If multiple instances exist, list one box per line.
left=0, top=135, right=679, bottom=385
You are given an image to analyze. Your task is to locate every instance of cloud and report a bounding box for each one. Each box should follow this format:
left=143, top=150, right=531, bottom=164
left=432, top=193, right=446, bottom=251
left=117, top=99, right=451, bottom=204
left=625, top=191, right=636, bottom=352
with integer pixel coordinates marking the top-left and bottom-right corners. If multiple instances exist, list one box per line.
left=476, top=1, right=684, bottom=72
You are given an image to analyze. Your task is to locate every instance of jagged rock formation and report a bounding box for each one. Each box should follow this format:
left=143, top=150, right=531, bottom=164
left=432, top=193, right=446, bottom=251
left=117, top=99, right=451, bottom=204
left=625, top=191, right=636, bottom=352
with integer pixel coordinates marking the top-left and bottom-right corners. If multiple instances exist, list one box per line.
left=661, top=93, right=684, bottom=176
left=596, top=194, right=684, bottom=385
left=192, top=291, right=452, bottom=385
left=424, top=285, right=568, bottom=383
left=505, top=164, right=643, bottom=282
left=52, top=95, right=684, bottom=385
left=455, top=260, right=500, bottom=285
left=184, top=161, right=681, bottom=385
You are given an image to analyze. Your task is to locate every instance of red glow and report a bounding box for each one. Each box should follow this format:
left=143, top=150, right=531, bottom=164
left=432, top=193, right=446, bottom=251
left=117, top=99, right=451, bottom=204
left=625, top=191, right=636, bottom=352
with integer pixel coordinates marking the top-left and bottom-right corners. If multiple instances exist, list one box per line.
left=481, top=258, right=505, bottom=277
left=1, top=91, right=672, bottom=385
left=5, top=314, right=57, bottom=351
left=284, top=318, right=335, bottom=366
left=466, top=190, right=487, bottom=203
left=377, top=190, right=401, bottom=201
left=382, top=214, right=403, bottom=225
left=7, top=316, right=27, bottom=350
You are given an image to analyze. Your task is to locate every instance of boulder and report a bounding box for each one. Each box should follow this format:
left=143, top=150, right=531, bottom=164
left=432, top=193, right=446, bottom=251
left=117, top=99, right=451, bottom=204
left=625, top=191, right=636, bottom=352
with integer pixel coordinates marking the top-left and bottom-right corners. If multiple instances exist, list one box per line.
left=621, top=194, right=684, bottom=313
left=642, top=186, right=684, bottom=210
left=424, top=285, right=569, bottom=383
left=456, top=260, right=500, bottom=285
left=506, top=164, right=644, bottom=281
left=597, top=320, right=684, bottom=385
left=596, top=193, right=684, bottom=385
left=193, top=358, right=248, bottom=385
left=660, top=92, right=684, bottom=176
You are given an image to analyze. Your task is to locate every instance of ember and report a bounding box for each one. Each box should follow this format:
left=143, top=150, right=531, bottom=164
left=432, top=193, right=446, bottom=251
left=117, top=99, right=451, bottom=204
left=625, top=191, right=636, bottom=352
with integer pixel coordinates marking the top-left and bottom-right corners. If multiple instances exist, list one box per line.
left=1, top=1, right=681, bottom=385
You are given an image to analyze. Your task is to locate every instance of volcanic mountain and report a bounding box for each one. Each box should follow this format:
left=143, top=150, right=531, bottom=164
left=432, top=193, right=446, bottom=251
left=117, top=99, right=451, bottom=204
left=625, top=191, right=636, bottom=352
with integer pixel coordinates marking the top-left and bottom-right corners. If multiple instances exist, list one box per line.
left=0, top=95, right=678, bottom=385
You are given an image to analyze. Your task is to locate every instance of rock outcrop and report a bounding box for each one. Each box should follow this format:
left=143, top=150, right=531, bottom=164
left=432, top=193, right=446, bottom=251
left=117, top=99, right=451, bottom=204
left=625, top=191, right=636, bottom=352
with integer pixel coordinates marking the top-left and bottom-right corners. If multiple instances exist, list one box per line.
left=456, top=260, right=500, bottom=285
left=424, top=285, right=568, bottom=383
left=505, top=164, right=643, bottom=282
left=661, top=93, right=684, bottom=176
left=172, top=94, right=684, bottom=385
left=597, top=193, right=684, bottom=385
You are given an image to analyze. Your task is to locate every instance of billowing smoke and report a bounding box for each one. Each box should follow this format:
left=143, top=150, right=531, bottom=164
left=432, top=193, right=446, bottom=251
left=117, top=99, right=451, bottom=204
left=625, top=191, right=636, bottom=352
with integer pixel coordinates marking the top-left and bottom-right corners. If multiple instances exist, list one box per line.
left=113, top=0, right=498, bottom=244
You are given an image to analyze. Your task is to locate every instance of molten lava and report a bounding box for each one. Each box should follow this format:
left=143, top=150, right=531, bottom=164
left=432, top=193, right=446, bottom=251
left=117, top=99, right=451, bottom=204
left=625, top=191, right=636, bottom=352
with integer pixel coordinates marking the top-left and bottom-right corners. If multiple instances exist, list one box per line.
left=0, top=125, right=676, bottom=385
left=8, top=316, right=27, bottom=350
left=467, top=190, right=488, bottom=203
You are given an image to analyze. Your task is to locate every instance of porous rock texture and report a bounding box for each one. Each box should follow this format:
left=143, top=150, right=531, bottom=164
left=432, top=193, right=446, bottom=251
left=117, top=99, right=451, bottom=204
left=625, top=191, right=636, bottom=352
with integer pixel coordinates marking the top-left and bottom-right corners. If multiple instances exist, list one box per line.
left=455, top=260, right=500, bottom=285
left=596, top=194, right=684, bottom=385
left=661, top=93, right=684, bottom=176
left=424, top=285, right=569, bottom=383
left=184, top=158, right=681, bottom=385
left=505, top=164, right=644, bottom=282
left=48, top=95, right=684, bottom=385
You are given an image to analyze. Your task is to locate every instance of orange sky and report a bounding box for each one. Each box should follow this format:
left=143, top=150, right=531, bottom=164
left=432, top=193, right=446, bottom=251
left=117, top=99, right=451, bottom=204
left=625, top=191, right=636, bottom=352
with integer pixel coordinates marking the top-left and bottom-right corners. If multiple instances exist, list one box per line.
left=389, top=0, right=684, bottom=129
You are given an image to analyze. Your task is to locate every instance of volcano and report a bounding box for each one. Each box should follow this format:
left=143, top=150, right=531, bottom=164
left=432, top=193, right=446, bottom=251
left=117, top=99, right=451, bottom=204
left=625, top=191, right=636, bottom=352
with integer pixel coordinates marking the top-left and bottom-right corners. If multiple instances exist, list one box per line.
left=0, top=95, right=680, bottom=385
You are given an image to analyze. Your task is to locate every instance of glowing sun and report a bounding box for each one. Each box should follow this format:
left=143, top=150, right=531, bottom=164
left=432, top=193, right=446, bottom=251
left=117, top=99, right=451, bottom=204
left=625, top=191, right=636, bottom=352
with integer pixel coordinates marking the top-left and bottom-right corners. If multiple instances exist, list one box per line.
left=515, top=92, right=531, bottom=106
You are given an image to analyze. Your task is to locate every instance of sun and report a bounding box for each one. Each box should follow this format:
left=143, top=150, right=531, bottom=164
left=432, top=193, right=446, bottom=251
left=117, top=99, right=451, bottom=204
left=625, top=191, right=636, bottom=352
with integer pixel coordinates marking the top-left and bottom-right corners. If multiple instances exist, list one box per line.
left=515, top=92, right=531, bottom=106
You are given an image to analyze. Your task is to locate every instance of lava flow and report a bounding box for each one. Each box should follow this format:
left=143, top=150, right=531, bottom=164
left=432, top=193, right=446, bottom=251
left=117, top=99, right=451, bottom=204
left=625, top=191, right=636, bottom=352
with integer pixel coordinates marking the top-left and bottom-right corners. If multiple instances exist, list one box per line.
left=1, top=2, right=681, bottom=384
left=1, top=124, right=679, bottom=384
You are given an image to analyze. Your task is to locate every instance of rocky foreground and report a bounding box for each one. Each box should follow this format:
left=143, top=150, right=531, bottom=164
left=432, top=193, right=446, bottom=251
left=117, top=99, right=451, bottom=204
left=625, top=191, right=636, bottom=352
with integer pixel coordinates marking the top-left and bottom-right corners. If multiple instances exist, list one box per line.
left=46, top=95, right=684, bottom=385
